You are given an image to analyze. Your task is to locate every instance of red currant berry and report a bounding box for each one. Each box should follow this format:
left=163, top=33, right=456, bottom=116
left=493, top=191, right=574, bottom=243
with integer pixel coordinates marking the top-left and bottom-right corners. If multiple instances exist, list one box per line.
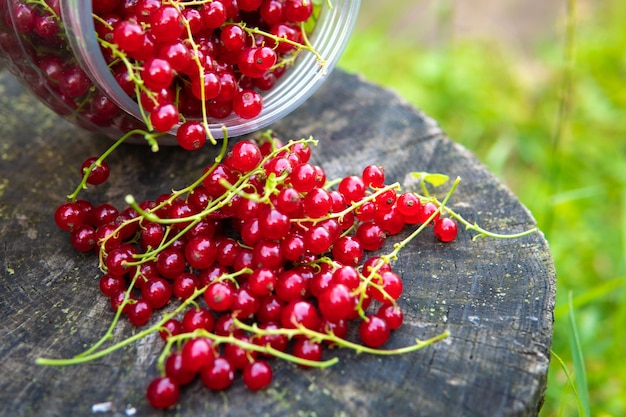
left=369, top=270, right=403, bottom=304
left=141, top=277, right=173, bottom=309
left=292, top=337, right=323, bottom=368
left=182, top=307, right=215, bottom=333
left=362, top=164, right=385, bottom=188
left=150, top=103, right=179, bottom=132
left=204, top=281, right=236, bottom=312
left=302, top=187, right=332, bottom=218
left=434, top=217, right=459, bottom=242
left=318, top=283, right=354, bottom=323
left=54, top=202, right=85, bottom=231
left=181, top=337, right=216, bottom=374
left=159, top=318, right=184, bottom=342
left=146, top=376, right=179, bottom=409
left=243, top=360, right=273, bottom=391
left=281, top=299, right=320, bottom=331
left=70, top=224, right=97, bottom=252
left=228, top=140, right=263, bottom=173
left=113, top=20, right=145, bottom=53
left=338, top=175, right=365, bottom=203
left=127, top=299, right=153, bottom=326
left=201, top=356, right=235, bottom=391
left=377, top=304, right=404, bottom=330
left=149, top=6, right=184, bottom=43
left=331, top=236, right=364, bottom=267
left=232, top=89, right=263, bottom=119
left=165, top=351, right=196, bottom=385
left=355, top=222, right=386, bottom=252
left=99, top=273, right=126, bottom=297
left=156, top=248, right=186, bottom=279
left=359, top=315, right=390, bottom=348
left=176, top=121, right=206, bottom=151
left=80, top=157, right=110, bottom=185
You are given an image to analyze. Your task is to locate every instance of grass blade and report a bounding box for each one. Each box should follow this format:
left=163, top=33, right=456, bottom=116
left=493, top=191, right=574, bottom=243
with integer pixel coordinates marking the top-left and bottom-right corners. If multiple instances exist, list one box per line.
left=568, top=291, right=590, bottom=417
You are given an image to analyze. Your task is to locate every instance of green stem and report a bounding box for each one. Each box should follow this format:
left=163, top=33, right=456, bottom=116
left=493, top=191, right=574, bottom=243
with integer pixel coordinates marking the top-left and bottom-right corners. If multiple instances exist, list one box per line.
left=67, top=129, right=155, bottom=201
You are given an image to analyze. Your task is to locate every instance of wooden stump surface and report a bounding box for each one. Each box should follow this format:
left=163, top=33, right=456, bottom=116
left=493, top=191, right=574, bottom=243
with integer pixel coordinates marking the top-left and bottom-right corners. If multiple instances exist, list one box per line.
left=0, top=68, right=556, bottom=417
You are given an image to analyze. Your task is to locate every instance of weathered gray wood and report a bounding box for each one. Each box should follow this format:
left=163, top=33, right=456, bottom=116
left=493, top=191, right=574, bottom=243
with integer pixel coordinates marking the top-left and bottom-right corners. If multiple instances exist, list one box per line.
left=0, top=69, right=555, bottom=417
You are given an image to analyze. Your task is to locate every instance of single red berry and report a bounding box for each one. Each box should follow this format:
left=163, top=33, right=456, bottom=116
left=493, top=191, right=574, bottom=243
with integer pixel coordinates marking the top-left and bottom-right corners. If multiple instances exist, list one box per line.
left=232, top=286, right=261, bottom=319
left=252, top=240, right=284, bottom=270
left=434, top=217, right=459, bottom=242
left=224, top=335, right=255, bottom=370
left=256, top=294, right=284, bottom=324
left=355, top=222, right=386, bottom=251
left=232, top=89, right=263, bottom=119
left=338, top=175, right=365, bottom=203
left=150, top=103, right=179, bottom=132
left=176, top=121, right=206, bottom=151
left=377, top=304, right=404, bottom=330
left=302, top=187, right=332, bottom=218
left=417, top=201, right=440, bottom=225
left=228, top=140, right=263, bottom=173
left=70, top=224, right=97, bottom=252
left=141, top=277, right=173, bottom=309
left=396, top=192, right=423, bottom=219
left=181, top=338, right=216, bottom=374
left=275, top=269, right=308, bottom=301
left=182, top=307, right=215, bottom=333
left=289, top=163, right=317, bottom=193
left=243, top=360, right=273, bottom=390
left=248, top=268, right=277, bottom=297
left=204, top=281, right=236, bottom=312
left=285, top=0, right=313, bottom=22
left=185, top=235, right=218, bottom=270
left=159, top=318, right=184, bottom=342
left=146, top=376, right=179, bottom=409
left=173, top=272, right=199, bottom=300
left=54, top=202, right=85, bottom=231
left=257, top=208, right=291, bottom=240
left=304, top=225, right=333, bottom=255
left=281, top=299, right=320, bottom=331
left=318, top=283, right=354, bottom=323
left=113, top=20, right=145, bottom=53
left=260, top=0, right=285, bottom=24
left=165, top=351, right=196, bottom=385
left=200, top=0, right=227, bottom=29
left=331, top=236, right=364, bottom=267
left=99, top=273, right=126, bottom=297
left=292, top=337, right=323, bottom=368
left=359, top=315, right=390, bottom=348
left=149, top=6, right=184, bottom=43
left=369, top=270, right=403, bottom=304
left=362, top=164, right=385, bottom=188
left=201, top=356, right=235, bottom=391
left=156, top=248, right=186, bottom=279
left=220, top=23, right=248, bottom=52
left=127, top=299, right=153, bottom=326
left=80, top=157, right=110, bottom=185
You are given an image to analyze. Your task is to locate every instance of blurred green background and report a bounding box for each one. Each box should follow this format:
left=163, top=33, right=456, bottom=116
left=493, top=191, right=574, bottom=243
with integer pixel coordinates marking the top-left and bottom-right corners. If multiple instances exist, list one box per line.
left=338, top=1, right=625, bottom=416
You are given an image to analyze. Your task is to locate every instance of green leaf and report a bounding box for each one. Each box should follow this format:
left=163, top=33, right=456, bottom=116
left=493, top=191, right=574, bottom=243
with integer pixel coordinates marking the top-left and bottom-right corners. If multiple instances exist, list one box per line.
left=410, top=172, right=450, bottom=187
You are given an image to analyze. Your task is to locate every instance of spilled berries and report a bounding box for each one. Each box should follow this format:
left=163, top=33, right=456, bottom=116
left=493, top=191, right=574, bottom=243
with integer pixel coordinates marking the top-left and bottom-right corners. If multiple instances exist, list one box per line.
left=40, top=131, right=539, bottom=409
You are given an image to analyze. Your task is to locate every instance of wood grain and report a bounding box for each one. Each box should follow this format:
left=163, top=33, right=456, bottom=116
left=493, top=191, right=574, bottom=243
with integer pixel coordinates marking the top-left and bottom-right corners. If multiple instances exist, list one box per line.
left=0, top=69, right=555, bottom=417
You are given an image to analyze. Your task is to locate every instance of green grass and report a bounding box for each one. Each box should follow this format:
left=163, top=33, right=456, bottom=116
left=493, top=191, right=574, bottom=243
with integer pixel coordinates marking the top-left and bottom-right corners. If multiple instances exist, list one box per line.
left=338, top=1, right=626, bottom=416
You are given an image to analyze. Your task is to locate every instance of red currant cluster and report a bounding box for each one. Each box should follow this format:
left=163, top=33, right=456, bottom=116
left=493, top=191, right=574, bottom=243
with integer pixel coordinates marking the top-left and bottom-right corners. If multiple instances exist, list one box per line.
left=2, top=0, right=321, bottom=147
left=52, top=133, right=459, bottom=409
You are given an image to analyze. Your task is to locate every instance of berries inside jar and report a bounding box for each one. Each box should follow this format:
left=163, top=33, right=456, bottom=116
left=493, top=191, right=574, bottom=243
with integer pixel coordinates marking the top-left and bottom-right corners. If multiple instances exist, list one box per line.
left=0, top=0, right=334, bottom=145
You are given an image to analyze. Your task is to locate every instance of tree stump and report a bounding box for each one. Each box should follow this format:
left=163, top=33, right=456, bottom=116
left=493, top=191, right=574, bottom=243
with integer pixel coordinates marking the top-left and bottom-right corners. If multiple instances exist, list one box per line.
left=0, top=68, right=556, bottom=417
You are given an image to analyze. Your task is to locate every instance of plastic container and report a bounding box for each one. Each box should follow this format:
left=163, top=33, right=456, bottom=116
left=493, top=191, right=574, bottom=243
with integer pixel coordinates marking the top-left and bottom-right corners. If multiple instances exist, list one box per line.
left=0, top=0, right=360, bottom=142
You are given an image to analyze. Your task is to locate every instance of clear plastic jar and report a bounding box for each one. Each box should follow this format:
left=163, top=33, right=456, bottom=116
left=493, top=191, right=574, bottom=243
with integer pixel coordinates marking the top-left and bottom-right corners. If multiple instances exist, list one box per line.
left=0, top=0, right=360, bottom=142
